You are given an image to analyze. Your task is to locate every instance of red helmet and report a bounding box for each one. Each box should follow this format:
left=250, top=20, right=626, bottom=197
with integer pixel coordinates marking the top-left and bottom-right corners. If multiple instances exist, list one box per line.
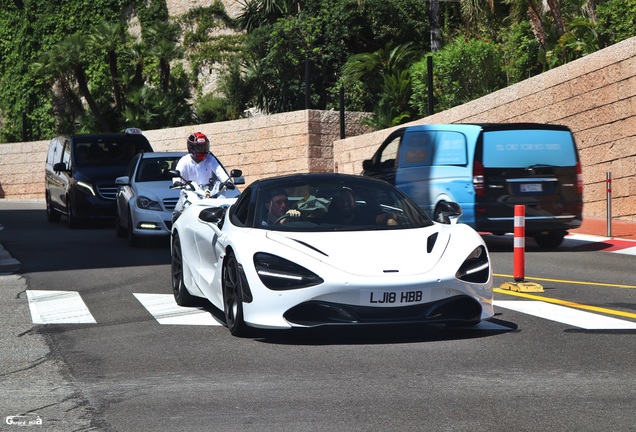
left=187, top=132, right=210, bottom=163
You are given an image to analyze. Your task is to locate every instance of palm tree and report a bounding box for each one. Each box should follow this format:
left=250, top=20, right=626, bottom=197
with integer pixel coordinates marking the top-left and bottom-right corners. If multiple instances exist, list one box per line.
left=47, top=34, right=110, bottom=131
left=146, top=22, right=182, bottom=93
left=88, top=21, right=126, bottom=114
left=342, top=42, right=420, bottom=128
left=237, top=0, right=303, bottom=32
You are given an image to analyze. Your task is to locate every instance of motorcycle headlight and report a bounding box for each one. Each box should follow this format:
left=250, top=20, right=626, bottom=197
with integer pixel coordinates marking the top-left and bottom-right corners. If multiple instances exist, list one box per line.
left=456, top=246, right=490, bottom=283
left=254, top=253, right=324, bottom=290
left=137, top=196, right=162, bottom=211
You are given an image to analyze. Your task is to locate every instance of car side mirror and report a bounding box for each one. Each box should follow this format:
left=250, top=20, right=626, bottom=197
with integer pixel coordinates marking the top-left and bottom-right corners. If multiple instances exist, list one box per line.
left=362, top=159, right=374, bottom=172
left=230, top=169, right=245, bottom=185
left=53, top=162, right=68, bottom=172
left=115, top=176, right=130, bottom=186
left=199, top=207, right=225, bottom=224
left=436, top=201, right=462, bottom=224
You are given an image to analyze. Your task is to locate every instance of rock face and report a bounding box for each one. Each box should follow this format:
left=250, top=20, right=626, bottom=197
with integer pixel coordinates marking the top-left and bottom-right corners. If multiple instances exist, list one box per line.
left=166, top=0, right=243, bottom=18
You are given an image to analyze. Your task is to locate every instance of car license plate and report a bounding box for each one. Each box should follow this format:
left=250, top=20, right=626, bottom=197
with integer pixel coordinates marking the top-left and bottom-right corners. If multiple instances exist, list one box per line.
left=364, top=290, right=425, bottom=306
left=520, top=183, right=542, bottom=192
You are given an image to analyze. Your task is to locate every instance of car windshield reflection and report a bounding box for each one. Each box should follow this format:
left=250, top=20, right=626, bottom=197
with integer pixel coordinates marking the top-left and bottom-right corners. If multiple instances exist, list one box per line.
left=256, top=178, right=433, bottom=232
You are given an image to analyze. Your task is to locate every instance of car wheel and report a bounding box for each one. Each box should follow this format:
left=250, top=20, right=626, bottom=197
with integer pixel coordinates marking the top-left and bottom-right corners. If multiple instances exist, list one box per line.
left=533, top=231, right=565, bottom=249
left=127, top=208, right=139, bottom=247
left=171, top=232, right=197, bottom=306
left=45, top=192, right=60, bottom=223
left=67, top=196, right=80, bottom=229
left=222, top=252, right=250, bottom=337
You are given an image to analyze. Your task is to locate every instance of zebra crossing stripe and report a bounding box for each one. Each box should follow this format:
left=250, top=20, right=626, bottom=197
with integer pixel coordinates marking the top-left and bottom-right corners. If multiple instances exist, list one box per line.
left=133, top=293, right=223, bottom=326
left=494, top=300, right=636, bottom=329
left=26, top=290, right=96, bottom=324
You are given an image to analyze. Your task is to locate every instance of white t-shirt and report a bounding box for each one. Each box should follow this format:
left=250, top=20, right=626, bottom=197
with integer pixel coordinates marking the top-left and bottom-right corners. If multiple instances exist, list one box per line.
left=174, top=154, right=229, bottom=186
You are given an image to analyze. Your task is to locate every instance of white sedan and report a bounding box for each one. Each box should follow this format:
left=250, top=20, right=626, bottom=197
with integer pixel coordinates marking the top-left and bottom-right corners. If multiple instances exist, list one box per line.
left=171, top=173, right=494, bottom=336
left=115, top=151, right=186, bottom=246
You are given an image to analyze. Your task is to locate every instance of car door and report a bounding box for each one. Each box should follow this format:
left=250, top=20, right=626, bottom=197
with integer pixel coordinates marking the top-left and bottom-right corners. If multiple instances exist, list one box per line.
left=192, top=209, right=225, bottom=293
left=50, top=138, right=72, bottom=211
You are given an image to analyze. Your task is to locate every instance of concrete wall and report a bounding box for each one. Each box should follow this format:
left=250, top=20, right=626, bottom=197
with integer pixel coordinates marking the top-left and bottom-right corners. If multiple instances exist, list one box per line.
left=1, top=36, right=635, bottom=222
left=335, top=36, right=636, bottom=222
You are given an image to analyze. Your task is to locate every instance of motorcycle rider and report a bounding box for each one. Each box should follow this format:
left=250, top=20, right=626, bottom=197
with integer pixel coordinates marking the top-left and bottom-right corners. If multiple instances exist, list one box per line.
left=171, top=132, right=233, bottom=221
left=173, top=132, right=229, bottom=187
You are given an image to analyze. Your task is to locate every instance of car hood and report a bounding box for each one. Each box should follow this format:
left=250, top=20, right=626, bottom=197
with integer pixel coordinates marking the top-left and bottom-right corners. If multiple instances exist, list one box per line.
left=73, top=165, right=129, bottom=183
left=134, top=181, right=179, bottom=200
left=265, top=227, right=451, bottom=277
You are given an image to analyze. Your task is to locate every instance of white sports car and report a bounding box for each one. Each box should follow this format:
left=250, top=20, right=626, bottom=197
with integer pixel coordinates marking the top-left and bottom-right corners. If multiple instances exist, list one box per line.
left=170, top=173, right=494, bottom=336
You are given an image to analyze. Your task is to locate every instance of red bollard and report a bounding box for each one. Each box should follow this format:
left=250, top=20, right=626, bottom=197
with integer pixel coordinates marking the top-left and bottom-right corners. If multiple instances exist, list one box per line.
left=513, top=205, right=525, bottom=282
left=499, top=204, right=543, bottom=292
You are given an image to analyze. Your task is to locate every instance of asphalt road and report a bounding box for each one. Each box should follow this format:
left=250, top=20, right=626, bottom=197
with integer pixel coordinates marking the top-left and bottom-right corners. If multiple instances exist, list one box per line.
left=1, top=200, right=635, bottom=432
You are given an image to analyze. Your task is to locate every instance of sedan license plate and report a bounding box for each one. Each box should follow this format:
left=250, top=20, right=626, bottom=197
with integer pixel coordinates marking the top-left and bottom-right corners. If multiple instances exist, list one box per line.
left=520, top=183, right=542, bottom=193
left=364, top=289, right=426, bottom=306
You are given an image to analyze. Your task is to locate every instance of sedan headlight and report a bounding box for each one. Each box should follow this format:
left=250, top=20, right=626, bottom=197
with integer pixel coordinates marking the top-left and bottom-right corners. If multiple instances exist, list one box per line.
left=76, top=181, right=96, bottom=196
left=254, top=253, right=324, bottom=290
left=456, top=246, right=490, bottom=283
left=137, top=196, right=162, bottom=211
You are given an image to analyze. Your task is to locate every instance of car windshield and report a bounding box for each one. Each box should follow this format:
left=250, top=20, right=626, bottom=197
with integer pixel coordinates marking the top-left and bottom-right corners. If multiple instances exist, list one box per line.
left=73, top=135, right=151, bottom=167
left=256, top=177, right=433, bottom=232
left=136, top=157, right=181, bottom=182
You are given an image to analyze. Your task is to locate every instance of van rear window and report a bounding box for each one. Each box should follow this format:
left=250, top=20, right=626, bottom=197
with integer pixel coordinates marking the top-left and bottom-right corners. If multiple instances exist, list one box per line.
left=482, top=129, right=577, bottom=168
left=399, top=131, right=467, bottom=167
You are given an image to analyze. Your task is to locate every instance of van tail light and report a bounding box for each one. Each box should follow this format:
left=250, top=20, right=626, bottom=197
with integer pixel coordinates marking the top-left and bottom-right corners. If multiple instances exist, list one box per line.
left=473, top=160, right=485, bottom=197
left=576, top=161, right=583, bottom=195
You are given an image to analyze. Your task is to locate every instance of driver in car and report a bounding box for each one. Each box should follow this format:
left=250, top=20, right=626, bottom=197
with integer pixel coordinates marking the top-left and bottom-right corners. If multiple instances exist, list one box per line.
left=262, top=189, right=296, bottom=226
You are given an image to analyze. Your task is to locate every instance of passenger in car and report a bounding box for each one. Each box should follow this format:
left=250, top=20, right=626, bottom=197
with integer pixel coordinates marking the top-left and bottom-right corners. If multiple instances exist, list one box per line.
left=328, top=187, right=397, bottom=226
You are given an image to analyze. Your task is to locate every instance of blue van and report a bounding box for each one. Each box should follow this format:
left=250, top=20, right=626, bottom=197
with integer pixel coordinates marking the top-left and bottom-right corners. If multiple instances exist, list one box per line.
left=362, top=123, right=583, bottom=248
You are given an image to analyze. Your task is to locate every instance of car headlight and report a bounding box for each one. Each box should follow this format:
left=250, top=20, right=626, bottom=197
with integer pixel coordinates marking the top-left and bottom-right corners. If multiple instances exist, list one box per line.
left=137, top=196, right=162, bottom=211
left=456, top=246, right=490, bottom=283
left=76, top=181, right=96, bottom=196
left=254, top=253, right=324, bottom=290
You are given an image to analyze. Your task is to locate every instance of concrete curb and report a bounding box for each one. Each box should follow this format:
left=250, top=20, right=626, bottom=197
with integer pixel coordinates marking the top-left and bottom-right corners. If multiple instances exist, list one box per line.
left=0, top=244, right=20, bottom=274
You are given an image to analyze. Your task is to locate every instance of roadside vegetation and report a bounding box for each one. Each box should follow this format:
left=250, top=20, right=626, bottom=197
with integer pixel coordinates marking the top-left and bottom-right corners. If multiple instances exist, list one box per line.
left=0, top=0, right=634, bottom=142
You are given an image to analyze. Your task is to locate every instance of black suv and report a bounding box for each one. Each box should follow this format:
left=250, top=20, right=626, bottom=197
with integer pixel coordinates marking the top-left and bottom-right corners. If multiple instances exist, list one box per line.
left=45, top=128, right=154, bottom=227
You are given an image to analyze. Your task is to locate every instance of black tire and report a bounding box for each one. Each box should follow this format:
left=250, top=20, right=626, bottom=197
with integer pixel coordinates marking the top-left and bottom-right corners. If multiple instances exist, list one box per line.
left=222, top=252, right=250, bottom=337
left=45, top=192, right=61, bottom=223
left=127, top=208, right=139, bottom=247
left=115, top=210, right=126, bottom=238
left=67, top=197, right=80, bottom=229
left=171, top=232, right=197, bottom=306
left=533, top=231, right=565, bottom=249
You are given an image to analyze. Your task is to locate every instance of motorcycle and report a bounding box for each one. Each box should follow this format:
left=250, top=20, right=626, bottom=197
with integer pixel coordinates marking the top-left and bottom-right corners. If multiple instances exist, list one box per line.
left=169, top=168, right=245, bottom=222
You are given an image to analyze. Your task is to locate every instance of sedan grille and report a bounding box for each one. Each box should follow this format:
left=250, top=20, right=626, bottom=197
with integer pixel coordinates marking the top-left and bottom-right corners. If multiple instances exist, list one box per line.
left=97, top=184, right=118, bottom=200
left=163, top=197, right=179, bottom=211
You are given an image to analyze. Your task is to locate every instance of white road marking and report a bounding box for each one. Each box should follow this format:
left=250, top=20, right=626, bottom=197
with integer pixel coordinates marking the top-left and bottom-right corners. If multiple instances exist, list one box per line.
left=133, top=293, right=223, bottom=326
left=494, top=300, right=636, bottom=329
left=24, top=291, right=636, bottom=330
left=26, top=290, right=96, bottom=324
left=611, top=246, right=636, bottom=256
